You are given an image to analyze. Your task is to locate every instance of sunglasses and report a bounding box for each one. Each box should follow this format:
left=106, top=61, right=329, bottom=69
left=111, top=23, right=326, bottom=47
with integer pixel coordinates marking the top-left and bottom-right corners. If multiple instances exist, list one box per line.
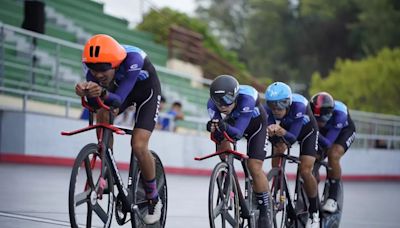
left=315, top=113, right=333, bottom=122
left=212, top=94, right=236, bottom=107
left=267, top=99, right=291, bottom=110
left=85, top=62, right=113, bottom=72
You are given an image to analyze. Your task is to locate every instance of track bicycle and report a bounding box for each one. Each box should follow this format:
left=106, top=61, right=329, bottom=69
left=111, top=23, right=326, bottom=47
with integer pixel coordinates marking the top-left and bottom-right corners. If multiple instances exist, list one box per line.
left=266, top=139, right=307, bottom=228
left=313, top=149, right=343, bottom=228
left=195, top=131, right=272, bottom=228
left=61, top=97, right=167, bottom=228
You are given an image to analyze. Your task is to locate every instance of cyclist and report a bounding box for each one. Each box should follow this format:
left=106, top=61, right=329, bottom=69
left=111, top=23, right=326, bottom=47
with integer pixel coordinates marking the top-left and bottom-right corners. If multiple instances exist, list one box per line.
left=310, top=92, right=356, bottom=213
left=75, top=34, right=163, bottom=224
left=207, top=75, right=273, bottom=228
left=264, top=82, right=320, bottom=228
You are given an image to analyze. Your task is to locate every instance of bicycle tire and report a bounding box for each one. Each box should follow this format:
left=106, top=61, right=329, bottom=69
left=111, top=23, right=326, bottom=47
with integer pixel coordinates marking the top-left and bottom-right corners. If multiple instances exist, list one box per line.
left=294, top=177, right=309, bottom=228
left=268, top=168, right=295, bottom=228
left=69, top=143, right=114, bottom=228
left=208, top=162, right=240, bottom=228
left=130, top=151, right=168, bottom=228
left=321, top=180, right=343, bottom=228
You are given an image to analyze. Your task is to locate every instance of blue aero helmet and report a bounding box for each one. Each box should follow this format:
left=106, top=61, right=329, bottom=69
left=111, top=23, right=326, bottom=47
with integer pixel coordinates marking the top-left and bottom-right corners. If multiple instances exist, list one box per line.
left=265, top=82, right=292, bottom=110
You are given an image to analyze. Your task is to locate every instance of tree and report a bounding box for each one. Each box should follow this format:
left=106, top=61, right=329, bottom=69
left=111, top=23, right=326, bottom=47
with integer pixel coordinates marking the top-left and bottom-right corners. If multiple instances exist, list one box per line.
left=309, top=48, right=400, bottom=115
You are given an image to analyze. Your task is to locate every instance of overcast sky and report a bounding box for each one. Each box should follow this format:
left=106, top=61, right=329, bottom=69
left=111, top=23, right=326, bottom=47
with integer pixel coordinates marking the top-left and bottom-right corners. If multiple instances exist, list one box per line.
left=94, top=0, right=197, bottom=27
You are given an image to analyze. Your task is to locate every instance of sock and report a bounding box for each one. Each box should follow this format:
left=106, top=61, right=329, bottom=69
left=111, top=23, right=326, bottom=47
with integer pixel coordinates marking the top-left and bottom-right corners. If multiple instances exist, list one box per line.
left=308, top=196, right=318, bottom=216
left=255, top=191, right=271, bottom=212
left=143, top=178, right=159, bottom=200
left=328, top=178, right=340, bottom=201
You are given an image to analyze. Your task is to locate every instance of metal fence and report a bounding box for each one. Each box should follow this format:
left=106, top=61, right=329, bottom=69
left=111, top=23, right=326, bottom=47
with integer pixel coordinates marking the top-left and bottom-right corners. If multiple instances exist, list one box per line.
left=0, top=23, right=399, bottom=150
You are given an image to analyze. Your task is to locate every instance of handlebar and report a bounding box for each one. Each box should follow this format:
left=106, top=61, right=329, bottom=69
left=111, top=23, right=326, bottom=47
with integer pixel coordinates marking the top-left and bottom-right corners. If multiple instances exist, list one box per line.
left=81, top=97, right=110, bottom=111
left=210, top=131, right=235, bottom=144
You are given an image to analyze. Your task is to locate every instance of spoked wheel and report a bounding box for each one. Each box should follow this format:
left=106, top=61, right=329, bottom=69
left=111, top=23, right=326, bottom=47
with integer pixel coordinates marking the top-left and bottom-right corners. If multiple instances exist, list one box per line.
left=69, top=143, right=114, bottom=228
left=268, top=168, right=295, bottom=228
left=131, top=151, right=168, bottom=228
left=209, top=162, right=240, bottom=228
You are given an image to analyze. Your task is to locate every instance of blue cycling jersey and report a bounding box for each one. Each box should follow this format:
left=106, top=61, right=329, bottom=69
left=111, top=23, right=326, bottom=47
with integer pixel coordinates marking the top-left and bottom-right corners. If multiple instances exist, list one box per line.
left=265, top=93, right=311, bottom=144
left=84, top=45, right=149, bottom=107
left=207, top=85, right=261, bottom=139
left=318, top=101, right=349, bottom=148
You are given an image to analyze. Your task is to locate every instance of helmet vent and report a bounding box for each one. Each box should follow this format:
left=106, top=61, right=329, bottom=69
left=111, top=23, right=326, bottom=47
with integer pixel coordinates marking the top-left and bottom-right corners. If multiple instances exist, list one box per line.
left=89, top=45, right=100, bottom=57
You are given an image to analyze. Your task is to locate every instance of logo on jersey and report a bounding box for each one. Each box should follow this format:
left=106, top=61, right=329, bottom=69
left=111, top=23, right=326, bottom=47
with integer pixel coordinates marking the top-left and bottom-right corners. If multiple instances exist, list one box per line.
left=335, top=123, right=343, bottom=128
left=242, top=106, right=252, bottom=112
left=128, top=64, right=140, bottom=72
left=295, top=112, right=303, bottom=118
left=153, top=95, right=161, bottom=122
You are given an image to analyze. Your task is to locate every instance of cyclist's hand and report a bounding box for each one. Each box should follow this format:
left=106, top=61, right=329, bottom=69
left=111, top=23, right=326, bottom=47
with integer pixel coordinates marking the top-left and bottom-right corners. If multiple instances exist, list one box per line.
left=268, top=124, right=280, bottom=136
left=85, top=81, right=102, bottom=98
left=206, top=120, right=213, bottom=132
left=274, top=125, right=286, bottom=137
left=75, top=82, right=88, bottom=97
left=216, top=120, right=227, bottom=132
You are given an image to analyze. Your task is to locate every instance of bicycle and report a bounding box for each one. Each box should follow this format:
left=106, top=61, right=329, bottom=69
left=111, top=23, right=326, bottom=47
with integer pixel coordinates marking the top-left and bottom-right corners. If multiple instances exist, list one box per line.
left=313, top=149, right=343, bottom=228
left=195, top=131, right=270, bottom=228
left=61, top=97, right=168, bottom=228
left=266, top=139, right=307, bottom=228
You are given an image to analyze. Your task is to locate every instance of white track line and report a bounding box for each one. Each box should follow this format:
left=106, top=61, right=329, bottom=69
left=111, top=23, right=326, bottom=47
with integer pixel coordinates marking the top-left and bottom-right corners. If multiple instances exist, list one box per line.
left=0, top=211, right=70, bottom=227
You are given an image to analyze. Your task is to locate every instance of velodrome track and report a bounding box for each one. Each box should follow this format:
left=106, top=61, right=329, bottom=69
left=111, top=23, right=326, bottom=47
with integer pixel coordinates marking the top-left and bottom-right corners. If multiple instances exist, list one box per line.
left=0, top=163, right=399, bottom=228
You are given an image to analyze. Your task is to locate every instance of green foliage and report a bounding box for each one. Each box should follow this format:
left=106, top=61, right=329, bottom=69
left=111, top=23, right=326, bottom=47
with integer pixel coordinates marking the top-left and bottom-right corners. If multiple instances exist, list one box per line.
left=309, top=48, right=400, bottom=115
left=136, top=8, right=247, bottom=77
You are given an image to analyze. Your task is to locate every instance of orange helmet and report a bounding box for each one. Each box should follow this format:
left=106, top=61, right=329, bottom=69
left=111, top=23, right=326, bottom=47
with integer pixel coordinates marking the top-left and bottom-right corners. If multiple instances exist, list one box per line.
left=82, top=34, right=127, bottom=70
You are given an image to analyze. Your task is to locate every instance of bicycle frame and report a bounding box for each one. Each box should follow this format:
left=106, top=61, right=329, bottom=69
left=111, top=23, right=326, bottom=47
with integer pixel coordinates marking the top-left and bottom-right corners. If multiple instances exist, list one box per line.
left=62, top=97, right=141, bottom=219
left=266, top=140, right=310, bottom=227
left=195, top=132, right=258, bottom=224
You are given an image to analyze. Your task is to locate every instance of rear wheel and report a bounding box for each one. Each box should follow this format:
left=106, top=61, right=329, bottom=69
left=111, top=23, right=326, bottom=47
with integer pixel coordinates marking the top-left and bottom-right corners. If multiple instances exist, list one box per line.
left=209, top=162, right=240, bottom=228
left=131, top=151, right=168, bottom=228
left=69, top=143, right=114, bottom=228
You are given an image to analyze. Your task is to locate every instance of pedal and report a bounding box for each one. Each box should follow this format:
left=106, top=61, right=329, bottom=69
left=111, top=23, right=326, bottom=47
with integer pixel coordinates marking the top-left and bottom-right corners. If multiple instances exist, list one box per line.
left=296, top=210, right=309, bottom=226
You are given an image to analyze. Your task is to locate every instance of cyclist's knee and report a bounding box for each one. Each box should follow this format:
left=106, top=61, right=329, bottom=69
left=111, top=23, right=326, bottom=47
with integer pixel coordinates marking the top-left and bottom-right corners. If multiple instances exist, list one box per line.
left=299, top=156, right=314, bottom=178
left=328, top=145, right=344, bottom=161
left=247, top=159, right=265, bottom=177
left=96, top=108, right=109, bottom=123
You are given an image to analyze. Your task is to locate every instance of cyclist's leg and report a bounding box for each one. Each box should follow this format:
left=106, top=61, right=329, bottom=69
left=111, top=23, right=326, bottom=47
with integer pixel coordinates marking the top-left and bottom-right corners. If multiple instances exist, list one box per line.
left=325, top=121, right=355, bottom=208
left=246, top=117, right=272, bottom=228
left=128, top=69, right=163, bottom=224
left=298, top=123, right=319, bottom=227
left=271, top=141, right=287, bottom=168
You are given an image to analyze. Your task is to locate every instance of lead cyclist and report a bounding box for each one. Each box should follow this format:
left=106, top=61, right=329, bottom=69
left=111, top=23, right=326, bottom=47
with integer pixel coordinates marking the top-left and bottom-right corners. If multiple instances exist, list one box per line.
left=75, top=34, right=163, bottom=224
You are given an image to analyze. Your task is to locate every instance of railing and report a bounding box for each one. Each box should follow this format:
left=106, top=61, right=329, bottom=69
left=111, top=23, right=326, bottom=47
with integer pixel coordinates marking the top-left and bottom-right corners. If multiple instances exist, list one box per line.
left=1, top=23, right=400, bottom=149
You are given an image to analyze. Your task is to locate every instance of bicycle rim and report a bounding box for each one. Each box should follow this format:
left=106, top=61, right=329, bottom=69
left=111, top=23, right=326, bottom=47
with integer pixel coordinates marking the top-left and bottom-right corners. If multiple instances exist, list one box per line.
left=68, top=143, right=114, bottom=228
left=131, top=151, right=168, bottom=228
left=270, top=172, right=288, bottom=228
left=208, top=162, right=240, bottom=228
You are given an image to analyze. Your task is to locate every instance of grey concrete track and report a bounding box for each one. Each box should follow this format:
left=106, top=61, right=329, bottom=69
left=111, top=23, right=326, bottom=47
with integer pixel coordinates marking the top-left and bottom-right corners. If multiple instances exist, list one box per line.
left=0, top=163, right=399, bottom=228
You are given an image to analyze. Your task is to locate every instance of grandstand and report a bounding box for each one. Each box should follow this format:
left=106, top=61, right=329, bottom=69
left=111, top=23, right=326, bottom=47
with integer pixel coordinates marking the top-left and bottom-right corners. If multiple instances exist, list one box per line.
left=0, top=0, right=210, bottom=121
left=0, top=0, right=399, bottom=149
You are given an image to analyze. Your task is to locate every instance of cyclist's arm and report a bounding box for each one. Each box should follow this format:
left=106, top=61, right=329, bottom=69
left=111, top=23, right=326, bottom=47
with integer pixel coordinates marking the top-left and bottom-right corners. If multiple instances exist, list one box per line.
left=284, top=118, right=303, bottom=144
left=320, top=114, right=346, bottom=148
left=226, top=112, right=252, bottom=140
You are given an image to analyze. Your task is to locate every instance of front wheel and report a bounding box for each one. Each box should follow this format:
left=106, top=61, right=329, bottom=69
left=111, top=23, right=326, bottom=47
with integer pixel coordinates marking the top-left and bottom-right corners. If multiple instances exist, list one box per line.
left=69, top=143, right=114, bottom=228
left=131, top=151, right=168, bottom=228
left=208, top=162, right=240, bottom=228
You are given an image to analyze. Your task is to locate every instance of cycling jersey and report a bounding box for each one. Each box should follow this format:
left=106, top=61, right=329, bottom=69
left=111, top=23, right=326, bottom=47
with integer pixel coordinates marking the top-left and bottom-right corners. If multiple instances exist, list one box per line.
left=266, top=94, right=312, bottom=144
left=265, top=93, right=318, bottom=156
left=84, top=45, right=161, bottom=131
left=318, top=101, right=356, bottom=150
left=207, top=85, right=268, bottom=160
